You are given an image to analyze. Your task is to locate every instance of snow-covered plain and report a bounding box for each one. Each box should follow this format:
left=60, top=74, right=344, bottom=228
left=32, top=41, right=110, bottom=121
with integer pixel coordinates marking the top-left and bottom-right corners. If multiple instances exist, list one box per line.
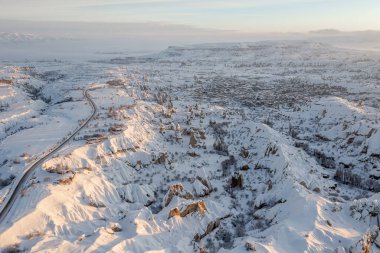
left=0, top=41, right=380, bottom=252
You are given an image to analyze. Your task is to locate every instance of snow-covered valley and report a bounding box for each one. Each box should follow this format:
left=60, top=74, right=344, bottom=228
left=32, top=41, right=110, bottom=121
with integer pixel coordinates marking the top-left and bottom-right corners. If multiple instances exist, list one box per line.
left=0, top=41, right=380, bottom=253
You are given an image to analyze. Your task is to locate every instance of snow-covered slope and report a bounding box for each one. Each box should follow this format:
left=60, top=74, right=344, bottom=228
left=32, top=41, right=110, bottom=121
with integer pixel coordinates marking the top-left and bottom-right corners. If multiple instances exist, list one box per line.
left=0, top=41, right=380, bottom=252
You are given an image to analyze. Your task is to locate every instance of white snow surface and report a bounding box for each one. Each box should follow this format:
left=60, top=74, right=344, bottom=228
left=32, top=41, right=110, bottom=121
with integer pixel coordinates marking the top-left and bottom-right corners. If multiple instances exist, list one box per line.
left=0, top=41, right=380, bottom=252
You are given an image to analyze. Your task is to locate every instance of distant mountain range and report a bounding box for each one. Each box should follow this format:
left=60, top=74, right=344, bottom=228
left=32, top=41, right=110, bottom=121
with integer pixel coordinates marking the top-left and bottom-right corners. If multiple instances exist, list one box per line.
left=0, top=32, right=76, bottom=44
left=0, top=32, right=47, bottom=43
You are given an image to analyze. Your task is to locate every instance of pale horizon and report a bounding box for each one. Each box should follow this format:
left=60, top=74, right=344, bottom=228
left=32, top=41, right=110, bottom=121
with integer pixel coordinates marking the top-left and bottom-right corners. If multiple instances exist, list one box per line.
left=0, top=0, right=379, bottom=33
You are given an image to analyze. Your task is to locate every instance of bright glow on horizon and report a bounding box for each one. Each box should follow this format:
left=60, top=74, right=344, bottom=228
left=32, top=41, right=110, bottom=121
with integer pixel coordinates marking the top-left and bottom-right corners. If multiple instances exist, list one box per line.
left=0, top=0, right=379, bottom=32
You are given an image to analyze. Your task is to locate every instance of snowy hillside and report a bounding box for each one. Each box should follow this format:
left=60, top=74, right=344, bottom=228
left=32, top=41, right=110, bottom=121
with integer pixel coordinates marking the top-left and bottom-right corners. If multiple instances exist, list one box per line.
left=0, top=41, right=380, bottom=252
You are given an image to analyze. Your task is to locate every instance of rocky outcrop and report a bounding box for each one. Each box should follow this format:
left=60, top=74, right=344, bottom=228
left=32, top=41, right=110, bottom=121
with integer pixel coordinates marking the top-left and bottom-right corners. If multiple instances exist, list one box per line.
left=45, top=164, right=71, bottom=174
left=163, top=184, right=194, bottom=207
left=155, top=152, right=168, bottom=164
left=189, top=129, right=197, bottom=148
left=240, top=147, right=249, bottom=158
left=108, top=222, right=122, bottom=233
left=193, top=218, right=221, bottom=242
left=168, top=201, right=207, bottom=219
left=106, top=79, right=125, bottom=86
left=231, top=172, right=243, bottom=188
left=193, top=176, right=213, bottom=197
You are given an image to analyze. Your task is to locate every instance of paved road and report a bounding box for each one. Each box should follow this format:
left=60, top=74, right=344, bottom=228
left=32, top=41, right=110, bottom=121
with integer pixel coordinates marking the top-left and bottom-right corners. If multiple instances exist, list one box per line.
left=0, top=88, right=97, bottom=225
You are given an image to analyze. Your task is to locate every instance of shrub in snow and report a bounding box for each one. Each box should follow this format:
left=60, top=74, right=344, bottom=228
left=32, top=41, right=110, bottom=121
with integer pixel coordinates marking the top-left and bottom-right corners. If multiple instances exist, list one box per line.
left=232, top=214, right=246, bottom=237
left=254, top=162, right=271, bottom=171
left=295, top=141, right=309, bottom=152
left=209, top=121, right=228, bottom=136
left=205, top=239, right=217, bottom=253
left=215, top=227, right=233, bottom=249
left=262, top=118, right=274, bottom=127
left=264, top=144, right=278, bottom=157
left=334, top=167, right=362, bottom=187
left=313, top=150, right=335, bottom=169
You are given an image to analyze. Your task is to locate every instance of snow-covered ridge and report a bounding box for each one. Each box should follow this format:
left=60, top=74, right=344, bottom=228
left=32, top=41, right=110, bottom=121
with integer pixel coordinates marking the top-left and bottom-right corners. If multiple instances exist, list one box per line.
left=0, top=41, right=380, bottom=252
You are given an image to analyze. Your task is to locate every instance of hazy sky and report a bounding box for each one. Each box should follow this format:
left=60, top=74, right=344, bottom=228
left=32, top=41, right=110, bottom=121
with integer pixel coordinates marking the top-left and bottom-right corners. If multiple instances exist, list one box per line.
left=0, top=0, right=379, bottom=32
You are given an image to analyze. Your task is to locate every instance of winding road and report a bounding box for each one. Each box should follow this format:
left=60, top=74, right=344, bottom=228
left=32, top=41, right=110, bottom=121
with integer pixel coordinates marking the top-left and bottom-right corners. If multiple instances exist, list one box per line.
left=0, top=88, right=97, bottom=225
